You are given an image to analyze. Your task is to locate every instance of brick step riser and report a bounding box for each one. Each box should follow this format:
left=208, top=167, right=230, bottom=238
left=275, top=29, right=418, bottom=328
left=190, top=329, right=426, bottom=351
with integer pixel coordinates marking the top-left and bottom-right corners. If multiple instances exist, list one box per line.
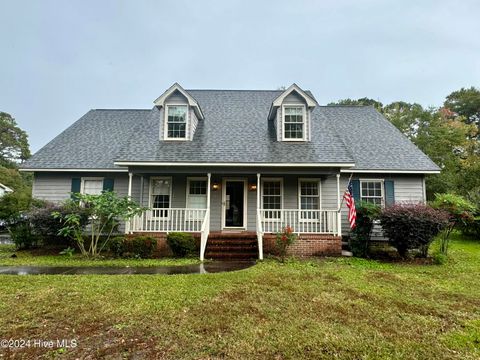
left=207, top=241, right=257, bottom=246
left=205, top=254, right=258, bottom=260
left=208, top=234, right=257, bottom=239
left=207, top=246, right=258, bottom=251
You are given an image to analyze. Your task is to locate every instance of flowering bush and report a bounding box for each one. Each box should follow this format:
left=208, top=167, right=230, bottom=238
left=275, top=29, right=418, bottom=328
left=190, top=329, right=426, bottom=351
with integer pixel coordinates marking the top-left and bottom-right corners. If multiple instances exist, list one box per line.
left=379, top=203, right=449, bottom=258
left=275, top=226, right=297, bottom=262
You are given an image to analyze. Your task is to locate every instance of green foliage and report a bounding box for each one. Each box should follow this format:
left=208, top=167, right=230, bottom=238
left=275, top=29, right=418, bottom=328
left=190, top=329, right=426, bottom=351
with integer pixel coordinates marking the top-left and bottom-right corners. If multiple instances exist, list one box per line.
left=54, top=192, right=144, bottom=257
left=275, top=226, right=297, bottom=262
left=432, top=251, right=448, bottom=265
left=349, top=202, right=381, bottom=258
left=379, top=204, right=449, bottom=258
left=27, top=202, right=89, bottom=246
left=166, top=232, right=197, bottom=257
left=59, top=247, right=75, bottom=257
left=444, top=86, right=480, bottom=127
left=0, top=167, right=34, bottom=221
left=0, top=112, right=31, bottom=166
left=109, top=235, right=156, bottom=258
left=7, top=218, right=40, bottom=249
left=432, top=193, right=477, bottom=254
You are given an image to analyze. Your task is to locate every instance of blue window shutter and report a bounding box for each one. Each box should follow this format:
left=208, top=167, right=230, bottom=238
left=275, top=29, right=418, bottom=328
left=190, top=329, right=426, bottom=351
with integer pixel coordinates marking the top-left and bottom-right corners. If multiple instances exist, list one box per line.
left=384, top=180, right=395, bottom=207
left=351, top=180, right=360, bottom=203
left=71, top=178, right=81, bottom=200
left=103, top=178, right=115, bottom=192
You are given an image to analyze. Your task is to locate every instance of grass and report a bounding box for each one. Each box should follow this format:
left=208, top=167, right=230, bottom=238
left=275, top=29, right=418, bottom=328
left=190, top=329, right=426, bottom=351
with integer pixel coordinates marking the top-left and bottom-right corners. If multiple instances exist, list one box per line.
left=0, top=234, right=479, bottom=359
left=0, top=245, right=201, bottom=267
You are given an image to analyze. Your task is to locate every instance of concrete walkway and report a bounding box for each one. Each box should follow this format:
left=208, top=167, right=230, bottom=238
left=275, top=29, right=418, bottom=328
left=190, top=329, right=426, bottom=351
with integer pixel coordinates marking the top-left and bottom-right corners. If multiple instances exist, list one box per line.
left=0, top=261, right=255, bottom=275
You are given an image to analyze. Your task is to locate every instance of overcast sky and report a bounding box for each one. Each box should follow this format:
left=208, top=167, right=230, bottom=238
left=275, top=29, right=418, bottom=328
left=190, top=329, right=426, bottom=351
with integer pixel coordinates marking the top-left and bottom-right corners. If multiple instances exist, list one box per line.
left=1, top=0, right=479, bottom=152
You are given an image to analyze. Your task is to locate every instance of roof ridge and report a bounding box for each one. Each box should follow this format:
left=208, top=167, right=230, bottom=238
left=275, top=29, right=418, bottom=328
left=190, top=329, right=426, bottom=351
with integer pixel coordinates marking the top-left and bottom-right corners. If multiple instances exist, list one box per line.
left=186, top=89, right=284, bottom=92
left=92, top=108, right=151, bottom=111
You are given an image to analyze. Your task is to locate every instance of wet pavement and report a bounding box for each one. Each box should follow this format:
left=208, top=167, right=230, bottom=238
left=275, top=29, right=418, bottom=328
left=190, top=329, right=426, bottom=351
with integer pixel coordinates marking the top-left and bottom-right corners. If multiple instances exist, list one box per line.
left=0, top=261, right=256, bottom=275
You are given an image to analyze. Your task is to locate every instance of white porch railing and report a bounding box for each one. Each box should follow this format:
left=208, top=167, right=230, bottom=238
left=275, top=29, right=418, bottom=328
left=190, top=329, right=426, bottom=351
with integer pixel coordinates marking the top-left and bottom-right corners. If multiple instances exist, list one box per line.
left=130, top=208, right=208, bottom=233
left=259, top=209, right=339, bottom=235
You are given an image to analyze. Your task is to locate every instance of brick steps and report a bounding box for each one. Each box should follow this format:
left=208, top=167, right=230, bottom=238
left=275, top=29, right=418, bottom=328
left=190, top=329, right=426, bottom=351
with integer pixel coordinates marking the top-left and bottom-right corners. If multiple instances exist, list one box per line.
left=205, top=232, right=259, bottom=260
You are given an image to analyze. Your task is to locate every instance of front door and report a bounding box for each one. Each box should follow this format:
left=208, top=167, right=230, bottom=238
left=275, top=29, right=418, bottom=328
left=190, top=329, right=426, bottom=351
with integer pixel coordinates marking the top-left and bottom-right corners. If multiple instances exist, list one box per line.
left=222, top=179, right=246, bottom=228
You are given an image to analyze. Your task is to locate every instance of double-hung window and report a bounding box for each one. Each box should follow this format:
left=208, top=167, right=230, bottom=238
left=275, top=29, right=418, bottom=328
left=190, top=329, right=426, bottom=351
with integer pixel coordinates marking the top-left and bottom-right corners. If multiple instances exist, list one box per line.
left=150, top=177, right=171, bottom=218
left=283, top=105, right=305, bottom=140
left=262, top=179, right=283, bottom=219
left=166, top=105, right=187, bottom=139
left=299, top=179, right=321, bottom=220
left=81, top=178, right=103, bottom=195
left=360, top=180, right=384, bottom=206
left=186, top=178, right=207, bottom=220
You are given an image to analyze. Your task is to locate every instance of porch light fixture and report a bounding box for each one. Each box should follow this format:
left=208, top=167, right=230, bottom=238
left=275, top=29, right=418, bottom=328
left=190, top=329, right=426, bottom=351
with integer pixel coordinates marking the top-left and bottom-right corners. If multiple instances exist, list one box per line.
left=249, top=184, right=257, bottom=191
left=212, top=183, right=220, bottom=191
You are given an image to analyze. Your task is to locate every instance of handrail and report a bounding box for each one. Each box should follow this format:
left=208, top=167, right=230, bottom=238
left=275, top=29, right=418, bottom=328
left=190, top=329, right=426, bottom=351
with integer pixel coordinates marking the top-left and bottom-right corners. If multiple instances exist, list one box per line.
left=130, top=208, right=208, bottom=233
left=200, top=209, right=210, bottom=261
left=256, top=208, right=264, bottom=260
left=259, top=209, right=338, bottom=235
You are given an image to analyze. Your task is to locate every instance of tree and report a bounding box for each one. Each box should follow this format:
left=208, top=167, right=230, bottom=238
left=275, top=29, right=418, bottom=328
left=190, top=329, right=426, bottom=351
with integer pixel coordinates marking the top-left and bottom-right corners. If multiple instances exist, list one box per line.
left=0, top=112, right=30, bottom=167
left=444, top=87, right=480, bottom=128
left=382, top=102, right=429, bottom=140
left=0, top=167, right=33, bottom=221
left=54, top=192, right=144, bottom=257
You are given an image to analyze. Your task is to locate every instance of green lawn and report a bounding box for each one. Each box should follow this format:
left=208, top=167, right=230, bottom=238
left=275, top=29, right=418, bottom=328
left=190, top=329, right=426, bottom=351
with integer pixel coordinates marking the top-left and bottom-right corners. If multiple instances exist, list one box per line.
left=0, top=235, right=479, bottom=359
left=0, top=245, right=201, bottom=267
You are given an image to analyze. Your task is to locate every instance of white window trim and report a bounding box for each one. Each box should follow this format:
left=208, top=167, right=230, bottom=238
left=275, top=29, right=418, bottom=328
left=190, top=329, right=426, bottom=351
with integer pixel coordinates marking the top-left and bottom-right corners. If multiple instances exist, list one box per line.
left=185, top=177, right=208, bottom=209
left=80, top=177, right=104, bottom=195
left=149, top=176, right=173, bottom=219
left=298, top=178, right=322, bottom=222
left=261, top=177, right=284, bottom=221
left=359, top=178, right=385, bottom=207
left=164, top=104, right=189, bottom=141
left=281, top=104, right=307, bottom=142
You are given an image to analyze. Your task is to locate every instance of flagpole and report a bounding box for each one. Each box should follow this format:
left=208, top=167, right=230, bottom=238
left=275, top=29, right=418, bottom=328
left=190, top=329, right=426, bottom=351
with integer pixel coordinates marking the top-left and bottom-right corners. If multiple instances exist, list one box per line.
left=337, top=172, right=354, bottom=212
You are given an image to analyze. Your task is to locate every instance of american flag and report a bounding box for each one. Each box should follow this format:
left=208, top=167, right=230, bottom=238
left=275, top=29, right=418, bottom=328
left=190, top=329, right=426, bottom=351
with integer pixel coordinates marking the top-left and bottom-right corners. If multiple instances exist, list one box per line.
left=343, top=181, right=357, bottom=229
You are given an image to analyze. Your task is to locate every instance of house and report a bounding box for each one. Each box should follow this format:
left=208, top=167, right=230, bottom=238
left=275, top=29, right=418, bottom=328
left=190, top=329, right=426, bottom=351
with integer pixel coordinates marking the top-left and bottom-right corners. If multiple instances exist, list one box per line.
left=0, top=183, right=13, bottom=197
left=20, top=83, right=440, bottom=260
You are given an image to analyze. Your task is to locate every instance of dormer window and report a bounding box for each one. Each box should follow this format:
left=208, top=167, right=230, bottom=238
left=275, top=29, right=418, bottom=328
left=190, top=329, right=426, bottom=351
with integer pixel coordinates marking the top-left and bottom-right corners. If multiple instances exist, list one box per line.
left=283, top=105, right=306, bottom=141
left=166, top=105, right=188, bottom=139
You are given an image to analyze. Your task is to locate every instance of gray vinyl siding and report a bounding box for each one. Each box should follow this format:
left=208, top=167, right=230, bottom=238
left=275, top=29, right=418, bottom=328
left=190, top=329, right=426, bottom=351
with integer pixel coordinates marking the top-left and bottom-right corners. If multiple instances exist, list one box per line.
left=335, top=174, right=426, bottom=236
left=32, top=172, right=426, bottom=235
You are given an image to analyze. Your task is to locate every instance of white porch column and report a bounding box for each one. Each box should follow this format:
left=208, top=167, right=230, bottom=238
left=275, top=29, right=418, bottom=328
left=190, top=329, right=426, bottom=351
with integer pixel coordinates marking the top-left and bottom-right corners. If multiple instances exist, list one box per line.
left=126, top=172, right=133, bottom=234
left=336, top=173, right=342, bottom=237
left=257, top=173, right=263, bottom=260
left=200, top=173, right=211, bottom=261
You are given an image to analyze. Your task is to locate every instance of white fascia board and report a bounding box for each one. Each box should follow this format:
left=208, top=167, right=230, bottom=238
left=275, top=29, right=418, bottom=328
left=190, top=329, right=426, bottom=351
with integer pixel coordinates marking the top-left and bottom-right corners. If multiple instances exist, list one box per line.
left=114, top=161, right=356, bottom=168
left=272, top=84, right=318, bottom=107
left=340, top=169, right=441, bottom=174
left=19, top=168, right=128, bottom=173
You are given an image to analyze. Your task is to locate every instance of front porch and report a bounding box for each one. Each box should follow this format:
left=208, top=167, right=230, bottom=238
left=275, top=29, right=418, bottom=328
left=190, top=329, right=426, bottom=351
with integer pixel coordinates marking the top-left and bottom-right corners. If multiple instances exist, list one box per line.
left=124, top=170, right=344, bottom=260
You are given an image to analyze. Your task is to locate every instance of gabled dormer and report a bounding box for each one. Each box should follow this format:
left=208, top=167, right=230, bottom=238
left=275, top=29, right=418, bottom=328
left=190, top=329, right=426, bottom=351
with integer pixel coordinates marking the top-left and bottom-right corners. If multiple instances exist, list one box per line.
left=268, top=84, right=318, bottom=142
left=154, top=83, right=204, bottom=141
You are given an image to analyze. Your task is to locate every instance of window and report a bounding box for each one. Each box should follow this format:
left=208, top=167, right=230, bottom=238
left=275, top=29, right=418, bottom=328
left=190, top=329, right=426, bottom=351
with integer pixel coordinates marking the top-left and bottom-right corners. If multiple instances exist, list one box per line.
left=187, top=178, right=207, bottom=219
left=299, top=179, right=321, bottom=219
left=283, top=105, right=305, bottom=140
left=262, top=179, right=283, bottom=219
left=166, top=105, right=187, bottom=139
left=150, top=177, right=171, bottom=218
left=81, top=178, right=103, bottom=195
left=360, top=180, right=384, bottom=206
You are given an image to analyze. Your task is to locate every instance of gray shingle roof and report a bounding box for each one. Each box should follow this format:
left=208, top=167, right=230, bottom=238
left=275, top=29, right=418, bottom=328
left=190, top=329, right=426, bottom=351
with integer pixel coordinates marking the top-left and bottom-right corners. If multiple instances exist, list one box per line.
left=22, top=90, right=440, bottom=172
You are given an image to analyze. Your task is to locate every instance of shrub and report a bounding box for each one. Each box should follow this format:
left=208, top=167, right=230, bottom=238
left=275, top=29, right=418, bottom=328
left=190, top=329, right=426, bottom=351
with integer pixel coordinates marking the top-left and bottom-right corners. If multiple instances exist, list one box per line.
left=461, top=188, right=480, bottom=239
left=27, top=202, right=89, bottom=247
left=7, top=217, right=40, bottom=249
left=108, top=235, right=156, bottom=258
left=432, top=193, right=477, bottom=254
left=379, top=203, right=449, bottom=258
left=167, top=232, right=196, bottom=257
left=349, top=202, right=381, bottom=257
left=275, top=226, right=297, bottom=262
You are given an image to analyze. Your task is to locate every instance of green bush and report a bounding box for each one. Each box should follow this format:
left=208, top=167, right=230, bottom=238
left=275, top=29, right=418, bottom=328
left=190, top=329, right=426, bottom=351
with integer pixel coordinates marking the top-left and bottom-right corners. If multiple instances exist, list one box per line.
left=7, top=217, right=40, bottom=249
left=432, top=193, right=477, bottom=254
left=108, top=235, right=156, bottom=258
left=27, top=202, right=89, bottom=247
left=166, top=232, right=196, bottom=257
left=349, top=202, right=381, bottom=258
left=379, top=203, right=449, bottom=258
